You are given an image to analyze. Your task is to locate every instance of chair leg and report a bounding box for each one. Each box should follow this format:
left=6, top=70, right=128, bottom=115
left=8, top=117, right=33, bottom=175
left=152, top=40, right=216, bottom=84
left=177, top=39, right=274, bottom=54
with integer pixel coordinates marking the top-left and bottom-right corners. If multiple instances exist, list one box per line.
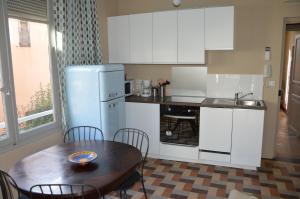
left=119, top=190, right=123, bottom=199
left=140, top=176, right=147, bottom=199
left=124, top=190, right=128, bottom=199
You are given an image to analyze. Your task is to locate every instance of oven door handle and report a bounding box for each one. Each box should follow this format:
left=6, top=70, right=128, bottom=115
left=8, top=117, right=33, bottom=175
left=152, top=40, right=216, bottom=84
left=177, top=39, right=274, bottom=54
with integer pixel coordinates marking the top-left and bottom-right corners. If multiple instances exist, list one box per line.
left=163, top=114, right=196, bottom=120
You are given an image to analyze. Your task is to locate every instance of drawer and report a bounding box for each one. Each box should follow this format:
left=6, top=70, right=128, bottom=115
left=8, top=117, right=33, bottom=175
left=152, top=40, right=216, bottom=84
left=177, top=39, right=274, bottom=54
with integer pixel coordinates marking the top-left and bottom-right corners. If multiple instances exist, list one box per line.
left=199, top=151, right=230, bottom=163
left=160, top=143, right=198, bottom=160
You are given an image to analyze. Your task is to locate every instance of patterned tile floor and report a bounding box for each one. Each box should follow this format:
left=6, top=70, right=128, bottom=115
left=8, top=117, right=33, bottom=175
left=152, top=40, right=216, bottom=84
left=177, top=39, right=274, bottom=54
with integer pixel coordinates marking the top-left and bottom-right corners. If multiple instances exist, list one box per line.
left=109, top=158, right=300, bottom=199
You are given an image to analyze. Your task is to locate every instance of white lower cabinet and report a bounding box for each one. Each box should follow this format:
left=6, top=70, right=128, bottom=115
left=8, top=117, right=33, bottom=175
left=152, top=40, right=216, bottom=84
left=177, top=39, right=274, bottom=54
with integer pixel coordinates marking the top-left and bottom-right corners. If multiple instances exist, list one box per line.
left=125, top=102, right=160, bottom=156
left=199, top=151, right=230, bottom=163
left=199, top=107, right=265, bottom=169
left=231, top=109, right=265, bottom=167
left=199, top=107, right=232, bottom=153
left=125, top=101, right=265, bottom=169
left=160, top=143, right=199, bottom=160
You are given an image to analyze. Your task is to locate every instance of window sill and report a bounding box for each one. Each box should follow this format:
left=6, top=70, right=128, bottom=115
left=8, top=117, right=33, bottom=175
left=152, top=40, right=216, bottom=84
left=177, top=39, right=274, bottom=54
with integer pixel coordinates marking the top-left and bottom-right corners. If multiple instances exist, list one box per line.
left=0, top=126, right=63, bottom=155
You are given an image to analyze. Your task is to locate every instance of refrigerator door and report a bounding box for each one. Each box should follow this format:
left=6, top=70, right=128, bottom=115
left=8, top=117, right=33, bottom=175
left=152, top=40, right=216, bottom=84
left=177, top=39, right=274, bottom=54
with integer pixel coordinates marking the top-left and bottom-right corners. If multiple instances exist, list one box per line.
left=65, top=67, right=101, bottom=129
left=99, top=71, right=124, bottom=102
left=100, top=97, right=125, bottom=140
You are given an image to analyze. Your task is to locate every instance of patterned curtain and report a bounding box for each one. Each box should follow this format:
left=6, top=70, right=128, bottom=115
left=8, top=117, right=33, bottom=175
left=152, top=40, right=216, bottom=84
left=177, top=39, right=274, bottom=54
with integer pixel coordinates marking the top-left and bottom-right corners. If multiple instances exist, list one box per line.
left=53, top=0, right=102, bottom=129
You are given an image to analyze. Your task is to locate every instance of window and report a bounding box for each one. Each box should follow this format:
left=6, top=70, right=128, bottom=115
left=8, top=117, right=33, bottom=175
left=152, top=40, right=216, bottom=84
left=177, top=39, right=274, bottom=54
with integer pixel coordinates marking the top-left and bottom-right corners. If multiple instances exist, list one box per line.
left=9, top=18, right=54, bottom=132
left=18, top=21, right=31, bottom=47
left=0, top=96, right=7, bottom=141
left=0, top=0, right=60, bottom=148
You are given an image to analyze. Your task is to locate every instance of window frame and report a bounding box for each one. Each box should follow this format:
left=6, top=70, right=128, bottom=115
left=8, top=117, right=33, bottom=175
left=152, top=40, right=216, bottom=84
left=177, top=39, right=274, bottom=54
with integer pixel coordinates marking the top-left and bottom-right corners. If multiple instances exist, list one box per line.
left=0, top=0, right=62, bottom=152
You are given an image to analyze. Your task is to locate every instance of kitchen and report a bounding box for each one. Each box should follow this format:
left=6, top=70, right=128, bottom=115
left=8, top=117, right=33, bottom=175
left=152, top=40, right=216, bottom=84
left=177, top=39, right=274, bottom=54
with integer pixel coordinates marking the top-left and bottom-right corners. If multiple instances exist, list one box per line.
left=104, top=2, right=264, bottom=169
left=98, top=0, right=299, bottom=162
left=0, top=0, right=300, bottom=199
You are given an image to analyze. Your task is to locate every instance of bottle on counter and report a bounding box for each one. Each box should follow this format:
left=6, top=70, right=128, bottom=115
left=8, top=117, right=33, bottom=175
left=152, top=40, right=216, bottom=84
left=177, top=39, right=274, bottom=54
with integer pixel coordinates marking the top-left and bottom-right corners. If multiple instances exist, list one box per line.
left=152, top=87, right=158, bottom=98
left=159, top=80, right=170, bottom=99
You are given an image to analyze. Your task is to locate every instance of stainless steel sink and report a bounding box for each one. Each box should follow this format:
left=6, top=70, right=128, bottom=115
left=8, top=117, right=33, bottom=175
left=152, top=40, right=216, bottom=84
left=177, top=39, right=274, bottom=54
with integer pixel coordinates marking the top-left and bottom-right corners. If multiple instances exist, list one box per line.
left=212, top=98, right=263, bottom=108
left=235, top=100, right=262, bottom=107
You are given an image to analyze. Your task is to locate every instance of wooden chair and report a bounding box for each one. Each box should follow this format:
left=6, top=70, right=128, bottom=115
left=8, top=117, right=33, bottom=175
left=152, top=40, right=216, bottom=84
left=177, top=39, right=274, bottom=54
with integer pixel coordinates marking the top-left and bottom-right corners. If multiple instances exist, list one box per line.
left=0, top=169, right=23, bottom=199
left=113, top=128, right=149, bottom=199
left=64, top=126, right=104, bottom=143
left=30, top=184, right=101, bottom=199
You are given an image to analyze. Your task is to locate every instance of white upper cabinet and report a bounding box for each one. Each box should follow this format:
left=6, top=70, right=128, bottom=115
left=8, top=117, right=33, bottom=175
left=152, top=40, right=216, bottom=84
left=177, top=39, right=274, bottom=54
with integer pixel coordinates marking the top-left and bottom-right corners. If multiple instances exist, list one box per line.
left=108, top=15, right=130, bottom=63
left=205, top=6, right=234, bottom=50
left=153, top=11, right=177, bottom=64
left=178, top=9, right=205, bottom=64
left=129, top=13, right=153, bottom=63
left=107, top=6, right=235, bottom=64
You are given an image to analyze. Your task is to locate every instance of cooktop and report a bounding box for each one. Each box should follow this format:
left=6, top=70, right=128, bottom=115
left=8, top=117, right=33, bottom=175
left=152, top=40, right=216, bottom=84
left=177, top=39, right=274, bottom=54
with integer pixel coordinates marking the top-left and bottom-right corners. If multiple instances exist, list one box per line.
left=170, top=96, right=205, bottom=103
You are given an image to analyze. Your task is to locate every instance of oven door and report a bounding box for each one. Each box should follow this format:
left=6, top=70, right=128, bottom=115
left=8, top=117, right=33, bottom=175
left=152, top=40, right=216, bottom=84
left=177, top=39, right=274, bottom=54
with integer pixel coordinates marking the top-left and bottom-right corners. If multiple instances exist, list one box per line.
left=160, top=105, right=199, bottom=146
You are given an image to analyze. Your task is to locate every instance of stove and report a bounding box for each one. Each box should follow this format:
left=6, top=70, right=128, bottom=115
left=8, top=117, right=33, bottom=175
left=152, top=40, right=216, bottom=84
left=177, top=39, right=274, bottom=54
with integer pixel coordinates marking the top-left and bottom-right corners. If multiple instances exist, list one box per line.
left=170, top=96, right=205, bottom=103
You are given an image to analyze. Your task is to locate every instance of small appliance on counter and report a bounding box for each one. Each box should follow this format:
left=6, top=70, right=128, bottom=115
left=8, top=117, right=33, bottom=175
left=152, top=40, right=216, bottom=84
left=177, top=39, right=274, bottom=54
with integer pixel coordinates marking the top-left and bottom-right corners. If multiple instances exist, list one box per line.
left=124, top=79, right=134, bottom=96
left=141, top=80, right=152, bottom=97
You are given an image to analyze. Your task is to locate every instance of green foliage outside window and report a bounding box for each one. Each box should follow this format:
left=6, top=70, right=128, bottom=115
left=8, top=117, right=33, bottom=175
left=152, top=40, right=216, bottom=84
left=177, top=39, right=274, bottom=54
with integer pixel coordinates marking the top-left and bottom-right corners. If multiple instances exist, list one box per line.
left=22, top=83, right=53, bottom=130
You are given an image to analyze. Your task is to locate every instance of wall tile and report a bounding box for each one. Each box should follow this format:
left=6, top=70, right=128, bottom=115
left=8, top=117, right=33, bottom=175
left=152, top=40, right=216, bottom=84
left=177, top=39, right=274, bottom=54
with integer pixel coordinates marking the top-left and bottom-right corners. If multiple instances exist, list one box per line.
left=207, top=74, right=264, bottom=100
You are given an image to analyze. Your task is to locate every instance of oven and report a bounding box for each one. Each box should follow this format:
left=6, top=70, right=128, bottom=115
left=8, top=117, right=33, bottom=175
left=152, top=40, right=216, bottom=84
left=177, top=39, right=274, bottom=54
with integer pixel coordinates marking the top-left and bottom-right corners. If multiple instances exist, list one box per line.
left=160, top=104, right=199, bottom=146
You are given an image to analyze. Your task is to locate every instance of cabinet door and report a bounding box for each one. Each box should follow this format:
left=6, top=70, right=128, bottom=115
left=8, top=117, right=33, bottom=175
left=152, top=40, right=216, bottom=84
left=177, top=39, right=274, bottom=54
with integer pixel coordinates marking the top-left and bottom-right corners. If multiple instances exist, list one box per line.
left=130, top=13, right=153, bottom=63
left=108, top=16, right=130, bottom=63
left=231, top=109, right=264, bottom=167
left=178, top=9, right=205, bottom=64
left=101, top=97, right=125, bottom=141
left=153, top=11, right=177, bottom=64
left=199, top=107, right=232, bottom=153
left=205, top=6, right=234, bottom=50
left=125, top=102, right=160, bottom=156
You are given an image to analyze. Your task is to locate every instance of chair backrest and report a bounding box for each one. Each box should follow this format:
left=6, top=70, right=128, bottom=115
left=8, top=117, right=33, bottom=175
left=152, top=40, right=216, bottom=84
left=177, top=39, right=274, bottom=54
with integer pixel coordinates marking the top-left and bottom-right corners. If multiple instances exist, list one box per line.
left=30, top=184, right=101, bottom=199
left=113, top=128, right=149, bottom=162
left=64, top=126, right=104, bottom=143
left=0, top=170, right=21, bottom=199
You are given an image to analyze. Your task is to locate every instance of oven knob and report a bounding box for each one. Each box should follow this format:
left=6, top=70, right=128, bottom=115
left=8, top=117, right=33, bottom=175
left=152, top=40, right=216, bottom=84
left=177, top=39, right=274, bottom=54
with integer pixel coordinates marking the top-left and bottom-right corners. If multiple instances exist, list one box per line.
left=168, top=107, right=171, bottom=111
left=188, top=109, right=191, bottom=113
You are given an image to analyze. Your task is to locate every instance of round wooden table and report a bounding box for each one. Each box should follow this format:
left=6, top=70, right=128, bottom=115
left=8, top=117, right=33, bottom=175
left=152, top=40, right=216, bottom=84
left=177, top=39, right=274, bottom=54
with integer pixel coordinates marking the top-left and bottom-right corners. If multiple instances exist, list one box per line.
left=9, top=141, right=142, bottom=197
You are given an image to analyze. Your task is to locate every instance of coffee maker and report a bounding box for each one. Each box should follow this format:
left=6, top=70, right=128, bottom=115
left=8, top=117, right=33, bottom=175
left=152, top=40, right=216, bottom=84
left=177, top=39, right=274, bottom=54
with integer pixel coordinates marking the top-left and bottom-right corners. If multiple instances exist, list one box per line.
left=141, top=80, right=152, bottom=97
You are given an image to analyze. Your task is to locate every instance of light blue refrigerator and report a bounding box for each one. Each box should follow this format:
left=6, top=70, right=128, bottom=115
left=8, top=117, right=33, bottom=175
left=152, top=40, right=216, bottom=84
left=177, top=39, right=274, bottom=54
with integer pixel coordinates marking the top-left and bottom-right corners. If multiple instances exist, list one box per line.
left=65, top=64, right=125, bottom=140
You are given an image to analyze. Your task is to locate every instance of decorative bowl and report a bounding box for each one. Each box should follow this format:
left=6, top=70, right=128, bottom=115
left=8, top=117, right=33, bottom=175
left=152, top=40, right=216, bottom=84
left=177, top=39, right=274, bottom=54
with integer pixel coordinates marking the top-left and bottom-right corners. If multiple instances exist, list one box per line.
left=68, top=151, right=97, bottom=165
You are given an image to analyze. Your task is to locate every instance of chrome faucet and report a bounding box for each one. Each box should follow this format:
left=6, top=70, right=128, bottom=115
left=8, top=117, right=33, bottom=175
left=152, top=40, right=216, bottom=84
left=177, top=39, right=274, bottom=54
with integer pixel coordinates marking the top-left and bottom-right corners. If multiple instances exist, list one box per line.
left=234, top=92, right=253, bottom=103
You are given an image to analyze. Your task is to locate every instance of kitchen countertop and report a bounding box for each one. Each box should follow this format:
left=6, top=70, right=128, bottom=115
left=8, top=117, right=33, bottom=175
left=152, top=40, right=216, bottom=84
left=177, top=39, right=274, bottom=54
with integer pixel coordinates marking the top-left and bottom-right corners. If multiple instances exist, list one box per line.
left=125, top=95, right=267, bottom=110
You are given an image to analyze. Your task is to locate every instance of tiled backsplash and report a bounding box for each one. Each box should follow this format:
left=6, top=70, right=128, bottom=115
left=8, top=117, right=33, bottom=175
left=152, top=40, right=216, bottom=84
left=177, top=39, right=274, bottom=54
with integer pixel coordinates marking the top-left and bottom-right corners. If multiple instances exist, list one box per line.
left=207, top=74, right=264, bottom=100
left=171, top=67, right=207, bottom=97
